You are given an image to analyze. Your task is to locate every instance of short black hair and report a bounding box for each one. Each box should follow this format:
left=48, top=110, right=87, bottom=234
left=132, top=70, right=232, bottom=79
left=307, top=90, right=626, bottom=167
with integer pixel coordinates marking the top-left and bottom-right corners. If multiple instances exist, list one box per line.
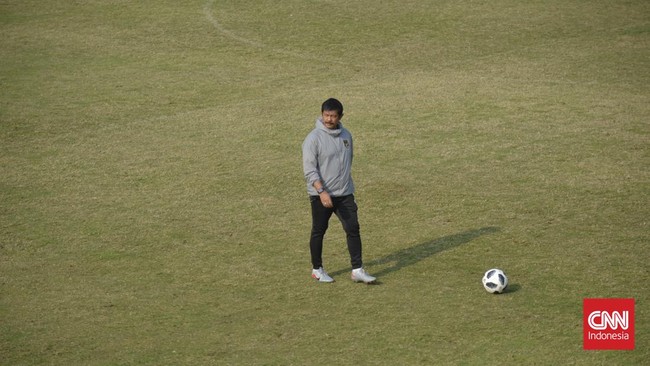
left=321, top=98, right=343, bottom=116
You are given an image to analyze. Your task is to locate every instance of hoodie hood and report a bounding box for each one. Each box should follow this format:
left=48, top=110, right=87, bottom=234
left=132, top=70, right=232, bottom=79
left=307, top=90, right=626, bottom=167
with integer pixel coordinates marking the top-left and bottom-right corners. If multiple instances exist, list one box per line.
left=316, top=117, right=343, bottom=137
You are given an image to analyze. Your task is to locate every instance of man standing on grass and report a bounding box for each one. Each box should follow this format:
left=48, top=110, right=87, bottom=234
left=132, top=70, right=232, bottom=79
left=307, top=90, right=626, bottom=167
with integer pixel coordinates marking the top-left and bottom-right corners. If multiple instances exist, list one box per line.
left=302, top=98, right=376, bottom=284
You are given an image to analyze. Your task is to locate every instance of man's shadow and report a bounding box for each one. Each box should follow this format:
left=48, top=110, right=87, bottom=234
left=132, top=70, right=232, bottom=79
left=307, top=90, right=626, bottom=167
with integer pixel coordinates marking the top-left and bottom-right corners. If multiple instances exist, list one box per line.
left=332, top=226, right=500, bottom=279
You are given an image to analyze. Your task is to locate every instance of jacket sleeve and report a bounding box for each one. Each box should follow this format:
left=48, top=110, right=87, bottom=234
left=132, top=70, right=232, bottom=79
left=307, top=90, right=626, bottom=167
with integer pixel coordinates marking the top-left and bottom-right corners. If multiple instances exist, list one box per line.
left=302, top=134, right=320, bottom=186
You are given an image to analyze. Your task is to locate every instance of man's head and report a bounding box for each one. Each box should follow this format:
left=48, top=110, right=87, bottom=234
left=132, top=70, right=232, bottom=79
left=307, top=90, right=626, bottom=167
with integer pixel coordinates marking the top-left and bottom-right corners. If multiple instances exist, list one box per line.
left=321, top=98, right=344, bottom=130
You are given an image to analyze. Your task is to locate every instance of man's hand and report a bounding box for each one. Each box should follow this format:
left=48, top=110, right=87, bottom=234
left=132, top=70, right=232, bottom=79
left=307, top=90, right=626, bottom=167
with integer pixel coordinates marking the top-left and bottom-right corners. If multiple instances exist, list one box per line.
left=319, top=191, right=333, bottom=208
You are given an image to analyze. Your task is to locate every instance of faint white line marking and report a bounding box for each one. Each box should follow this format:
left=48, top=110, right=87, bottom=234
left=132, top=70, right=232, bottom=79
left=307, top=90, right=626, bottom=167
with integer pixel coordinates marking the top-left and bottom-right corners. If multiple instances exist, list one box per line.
left=203, top=0, right=348, bottom=65
left=203, top=0, right=266, bottom=49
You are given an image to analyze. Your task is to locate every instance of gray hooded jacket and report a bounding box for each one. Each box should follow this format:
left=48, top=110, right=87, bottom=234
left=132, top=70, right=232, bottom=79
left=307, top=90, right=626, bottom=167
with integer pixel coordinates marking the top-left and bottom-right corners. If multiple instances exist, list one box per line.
left=302, top=117, right=355, bottom=197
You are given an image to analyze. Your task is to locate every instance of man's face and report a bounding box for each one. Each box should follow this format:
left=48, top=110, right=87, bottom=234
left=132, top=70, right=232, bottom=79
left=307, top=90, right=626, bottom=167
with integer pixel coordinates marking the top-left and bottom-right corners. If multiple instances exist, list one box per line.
left=321, top=109, right=342, bottom=129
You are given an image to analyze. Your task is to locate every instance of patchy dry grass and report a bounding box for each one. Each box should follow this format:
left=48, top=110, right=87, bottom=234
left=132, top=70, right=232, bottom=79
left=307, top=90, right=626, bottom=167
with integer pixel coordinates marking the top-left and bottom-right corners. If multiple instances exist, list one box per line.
left=1, top=0, right=648, bottom=364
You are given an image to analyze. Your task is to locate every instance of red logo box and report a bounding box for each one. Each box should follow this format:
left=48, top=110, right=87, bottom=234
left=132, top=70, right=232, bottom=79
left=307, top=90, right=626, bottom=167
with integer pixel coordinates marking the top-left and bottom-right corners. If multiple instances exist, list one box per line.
left=583, top=298, right=635, bottom=350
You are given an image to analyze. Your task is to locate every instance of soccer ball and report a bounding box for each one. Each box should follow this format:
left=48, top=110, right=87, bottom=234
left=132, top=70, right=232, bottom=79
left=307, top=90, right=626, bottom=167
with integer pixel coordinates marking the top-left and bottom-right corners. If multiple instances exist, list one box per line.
left=482, top=268, right=508, bottom=294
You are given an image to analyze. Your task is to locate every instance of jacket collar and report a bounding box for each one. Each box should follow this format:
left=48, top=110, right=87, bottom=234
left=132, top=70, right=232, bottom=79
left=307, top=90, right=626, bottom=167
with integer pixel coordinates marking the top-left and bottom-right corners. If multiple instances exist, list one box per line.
left=316, top=117, right=343, bottom=136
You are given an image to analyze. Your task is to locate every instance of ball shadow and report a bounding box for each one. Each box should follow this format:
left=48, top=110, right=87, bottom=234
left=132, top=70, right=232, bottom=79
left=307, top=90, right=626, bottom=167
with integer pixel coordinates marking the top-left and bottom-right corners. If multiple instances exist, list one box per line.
left=504, top=283, right=521, bottom=294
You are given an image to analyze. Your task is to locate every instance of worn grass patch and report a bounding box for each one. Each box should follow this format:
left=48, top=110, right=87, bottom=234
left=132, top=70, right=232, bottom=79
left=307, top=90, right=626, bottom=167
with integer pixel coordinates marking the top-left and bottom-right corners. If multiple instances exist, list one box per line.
left=1, top=0, right=648, bottom=364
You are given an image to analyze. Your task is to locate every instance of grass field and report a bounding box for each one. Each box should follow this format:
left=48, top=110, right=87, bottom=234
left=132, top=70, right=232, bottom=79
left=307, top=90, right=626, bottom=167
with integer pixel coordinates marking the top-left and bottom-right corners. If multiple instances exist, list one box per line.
left=1, top=0, right=649, bottom=364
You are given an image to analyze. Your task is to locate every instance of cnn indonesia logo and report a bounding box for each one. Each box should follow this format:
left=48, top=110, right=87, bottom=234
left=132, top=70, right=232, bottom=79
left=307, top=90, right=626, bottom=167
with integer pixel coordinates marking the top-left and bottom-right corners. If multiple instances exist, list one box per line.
left=583, top=298, right=635, bottom=350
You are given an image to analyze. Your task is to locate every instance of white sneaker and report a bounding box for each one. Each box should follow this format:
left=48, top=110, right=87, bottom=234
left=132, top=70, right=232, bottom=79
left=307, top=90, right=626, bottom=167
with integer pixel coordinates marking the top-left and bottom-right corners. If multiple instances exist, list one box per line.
left=312, top=267, right=334, bottom=283
left=351, top=268, right=376, bottom=284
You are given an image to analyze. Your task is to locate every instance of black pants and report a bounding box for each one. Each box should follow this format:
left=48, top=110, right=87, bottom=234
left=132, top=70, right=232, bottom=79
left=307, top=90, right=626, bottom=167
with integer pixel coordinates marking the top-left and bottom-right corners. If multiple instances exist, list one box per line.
left=309, top=194, right=363, bottom=270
